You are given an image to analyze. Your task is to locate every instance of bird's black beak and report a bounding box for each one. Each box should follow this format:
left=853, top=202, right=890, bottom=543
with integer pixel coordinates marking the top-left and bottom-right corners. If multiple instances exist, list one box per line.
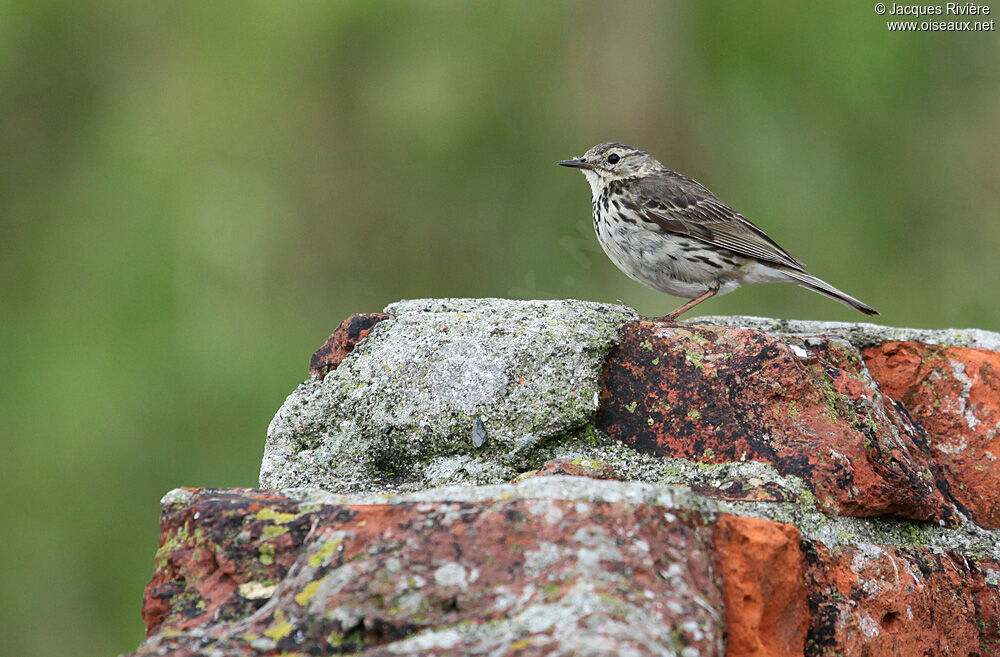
left=558, top=158, right=594, bottom=170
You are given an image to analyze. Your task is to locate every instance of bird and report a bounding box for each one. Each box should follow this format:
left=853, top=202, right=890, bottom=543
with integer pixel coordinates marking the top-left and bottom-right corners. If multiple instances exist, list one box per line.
left=558, top=142, right=878, bottom=320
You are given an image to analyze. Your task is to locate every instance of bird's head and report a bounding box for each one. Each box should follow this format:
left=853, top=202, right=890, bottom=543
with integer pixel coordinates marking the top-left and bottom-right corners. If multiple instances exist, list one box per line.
left=558, top=142, right=658, bottom=188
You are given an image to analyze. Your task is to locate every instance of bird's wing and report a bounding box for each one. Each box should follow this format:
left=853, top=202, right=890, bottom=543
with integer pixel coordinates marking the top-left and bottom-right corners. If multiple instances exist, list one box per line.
left=632, top=172, right=806, bottom=271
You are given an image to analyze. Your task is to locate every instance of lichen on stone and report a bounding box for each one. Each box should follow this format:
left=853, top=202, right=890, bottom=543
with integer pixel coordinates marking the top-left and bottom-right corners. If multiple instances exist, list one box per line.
left=260, top=298, right=637, bottom=492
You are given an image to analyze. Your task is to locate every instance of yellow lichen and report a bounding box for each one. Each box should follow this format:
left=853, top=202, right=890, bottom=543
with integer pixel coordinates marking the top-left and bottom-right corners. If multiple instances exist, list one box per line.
left=256, top=507, right=299, bottom=524
left=262, top=525, right=289, bottom=539
left=294, top=577, right=324, bottom=607
left=307, top=538, right=343, bottom=568
left=263, top=609, right=294, bottom=641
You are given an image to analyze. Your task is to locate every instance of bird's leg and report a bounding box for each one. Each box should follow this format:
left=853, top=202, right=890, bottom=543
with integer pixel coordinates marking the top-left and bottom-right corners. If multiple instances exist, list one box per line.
left=658, top=281, right=720, bottom=322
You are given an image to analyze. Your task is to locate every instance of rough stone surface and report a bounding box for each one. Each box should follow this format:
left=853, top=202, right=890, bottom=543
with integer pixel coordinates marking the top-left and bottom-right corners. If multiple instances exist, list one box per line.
left=697, top=315, right=1000, bottom=352
left=129, top=479, right=1000, bottom=657
left=863, top=341, right=1000, bottom=529
left=599, top=321, right=954, bottom=524
left=132, top=482, right=725, bottom=657
left=127, top=301, right=1000, bottom=656
left=804, top=541, right=1000, bottom=656
left=261, top=299, right=634, bottom=492
left=262, top=302, right=1000, bottom=534
left=514, top=457, right=620, bottom=482
left=140, top=488, right=314, bottom=636
left=261, top=298, right=637, bottom=492
left=712, top=515, right=808, bottom=657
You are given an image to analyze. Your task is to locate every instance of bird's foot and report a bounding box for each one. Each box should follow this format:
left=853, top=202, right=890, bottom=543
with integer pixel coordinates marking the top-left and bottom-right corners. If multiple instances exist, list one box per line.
left=646, top=312, right=683, bottom=323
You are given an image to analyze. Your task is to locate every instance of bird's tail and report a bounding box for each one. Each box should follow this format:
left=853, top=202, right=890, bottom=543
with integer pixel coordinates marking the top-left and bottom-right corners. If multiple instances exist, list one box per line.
left=782, top=270, right=879, bottom=316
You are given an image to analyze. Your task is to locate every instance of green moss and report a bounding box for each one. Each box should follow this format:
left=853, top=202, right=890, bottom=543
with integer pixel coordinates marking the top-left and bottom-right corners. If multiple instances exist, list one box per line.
left=542, top=584, right=562, bottom=598
left=797, top=487, right=817, bottom=509
left=894, top=522, right=926, bottom=545
left=687, top=408, right=701, bottom=420
left=154, top=521, right=207, bottom=570
left=685, top=350, right=705, bottom=369
left=814, top=367, right=855, bottom=424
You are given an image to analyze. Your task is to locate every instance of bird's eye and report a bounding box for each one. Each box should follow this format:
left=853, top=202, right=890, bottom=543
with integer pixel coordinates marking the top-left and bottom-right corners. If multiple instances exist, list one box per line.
left=607, top=153, right=620, bottom=164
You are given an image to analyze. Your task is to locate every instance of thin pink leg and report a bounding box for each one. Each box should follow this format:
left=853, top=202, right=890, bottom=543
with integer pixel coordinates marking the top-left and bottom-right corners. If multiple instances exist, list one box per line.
left=656, top=282, right=720, bottom=321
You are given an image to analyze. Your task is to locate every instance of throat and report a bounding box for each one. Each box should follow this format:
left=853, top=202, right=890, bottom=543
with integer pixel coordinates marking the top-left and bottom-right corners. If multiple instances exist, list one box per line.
left=582, top=170, right=605, bottom=198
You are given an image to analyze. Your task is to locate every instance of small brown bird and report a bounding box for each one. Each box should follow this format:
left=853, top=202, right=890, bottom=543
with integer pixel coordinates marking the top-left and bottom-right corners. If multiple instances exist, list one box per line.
left=559, top=142, right=878, bottom=319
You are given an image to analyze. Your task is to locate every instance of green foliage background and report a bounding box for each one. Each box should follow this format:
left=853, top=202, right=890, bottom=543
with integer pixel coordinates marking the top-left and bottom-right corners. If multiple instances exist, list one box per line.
left=1, top=3, right=997, bottom=654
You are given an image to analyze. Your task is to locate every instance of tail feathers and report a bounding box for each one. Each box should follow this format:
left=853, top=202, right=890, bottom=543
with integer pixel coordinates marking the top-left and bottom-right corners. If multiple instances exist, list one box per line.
left=782, top=270, right=879, bottom=316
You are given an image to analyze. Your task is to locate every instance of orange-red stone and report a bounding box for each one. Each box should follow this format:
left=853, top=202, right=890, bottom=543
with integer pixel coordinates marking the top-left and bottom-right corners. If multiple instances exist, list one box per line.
left=863, top=342, right=1000, bottom=528
left=600, top=322, right=953, bottom=523
left=804, top=542, right=1000, bottom=656
left=713, top=515, right=808, bottom=657
left=309, top=312, right=392, bottom=377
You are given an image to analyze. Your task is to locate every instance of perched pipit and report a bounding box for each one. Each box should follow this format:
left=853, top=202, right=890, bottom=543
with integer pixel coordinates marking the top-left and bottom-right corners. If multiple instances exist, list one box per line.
left=559, top=142, right=877, bottom=320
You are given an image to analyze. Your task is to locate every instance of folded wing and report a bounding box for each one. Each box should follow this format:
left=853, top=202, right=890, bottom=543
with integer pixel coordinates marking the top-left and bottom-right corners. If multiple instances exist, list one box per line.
left=634, top=172, right=806, bottom=271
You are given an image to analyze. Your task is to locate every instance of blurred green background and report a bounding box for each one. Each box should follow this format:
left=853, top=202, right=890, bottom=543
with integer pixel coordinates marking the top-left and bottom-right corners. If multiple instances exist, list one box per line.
left=1, top=2, right=997, bottom=654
